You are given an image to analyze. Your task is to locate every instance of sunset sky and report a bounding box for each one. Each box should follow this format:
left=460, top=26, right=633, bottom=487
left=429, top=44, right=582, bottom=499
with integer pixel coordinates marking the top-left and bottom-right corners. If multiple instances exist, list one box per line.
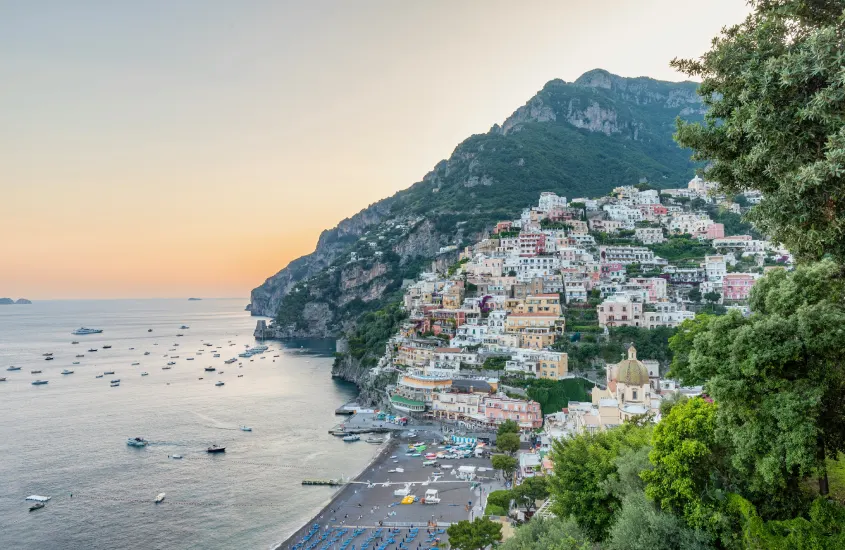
left=1, top=0, right=750, bottom=300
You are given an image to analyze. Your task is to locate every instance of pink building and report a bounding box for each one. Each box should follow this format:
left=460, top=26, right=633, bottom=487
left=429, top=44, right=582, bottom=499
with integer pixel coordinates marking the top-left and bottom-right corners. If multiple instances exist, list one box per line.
left=723, top=273, right=755, bottom=301
left=705, top=223, right=725, bottom=240
left=518, top=233, right=547, bottom=257
left=480, top=395, right=542, bottom=429
left=629, top=277, right=667, bottom=303
left=495, top=221, right=513, bottom=234
left=600, top=262, right=625, bottom=280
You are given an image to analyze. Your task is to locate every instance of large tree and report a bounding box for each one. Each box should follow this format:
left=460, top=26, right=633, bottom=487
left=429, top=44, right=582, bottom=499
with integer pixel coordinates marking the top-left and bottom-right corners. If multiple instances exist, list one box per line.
left=669, top=261, right=845, bottom=500
left=447, top=517, right=503, bottom=550
left=672, top=0, right=845, bottom=263
left=496, top=432, right=521, bottom=455
left=492, top=454, right=518, bottom=482
left=512, top=476, right=550, bottom=513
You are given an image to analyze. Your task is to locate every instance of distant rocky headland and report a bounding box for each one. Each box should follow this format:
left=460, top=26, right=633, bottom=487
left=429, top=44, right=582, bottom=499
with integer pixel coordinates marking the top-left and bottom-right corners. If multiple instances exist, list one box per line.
left=0, top=298, right=32, bottom=305
left=187, top=297, right=202, bottom=301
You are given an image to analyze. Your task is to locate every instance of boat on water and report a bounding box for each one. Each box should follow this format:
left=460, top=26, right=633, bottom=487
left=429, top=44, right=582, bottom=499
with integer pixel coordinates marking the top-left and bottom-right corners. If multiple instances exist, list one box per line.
left=144, top=351, right=151, bottom=355
left=0, top=377, right=6, bottom=382
left=32, top=380, right=48, bottom=385
left=240, top=426, right=252, bottom=432
left=141, top=372, right=149, bottom=376
left=76, top=354, right=84, bottom=358
left=176, top=334, right=184, bottom=337
left=111, top=379, right=120, bottom=383
left=127, top=437, right=148, bottom=447
left=198, top=377, right=203, bottom=380
left=29, top=502, right=45, bottom=512
left=155, top=493, right=166, bottom=503
left=366, top=437, right=385, bottom=444
left=110, top=382, right=120, bottom=387
left=88, top=349, right=98, bottom=353
left=131, top=362, right=140, bottom=366
left=207, top=445, right=225, bottom=453
left=186, top=358, right=194, bottom=361
left=61, top=369, right=74, bottom=375
left=71, top=341, right=79, bottom=344
left=213, top=354, right=220, bottom=358
left=215, top=381, right=224, bottom=386
left=224, top=358, right=237, bottom=364
left=31, top=370, right=42, bottom=374
left=162, top=366, right=172, bottom=370
left=73, top=327, right=103, bottom=335
left=180, top=325, right=190, bottom=330
left=343, top=435, right=360, bottom=442
left=170, top=454, right=182, bottom=459
left=237, top=374, right=243, bottom=377
left=72, top=362, right=80, bottom=365
left=204, top=367, right=216, bottom=372
left=7, top=366, right=21, bottom=371
left=95, top=374, right=104, bottom=378
left=42, top=353, right=53, bottom=357
left=102, top=345, right=112, bottom=349
left=44, top=357, right=54, bottom=361
left=218, top=371, right=224, bottom=374
left=167, top=361, right=176, bottom=365
left=104, top=371, right=115, bottom=375
left=148, top=329, right=153, bottom=332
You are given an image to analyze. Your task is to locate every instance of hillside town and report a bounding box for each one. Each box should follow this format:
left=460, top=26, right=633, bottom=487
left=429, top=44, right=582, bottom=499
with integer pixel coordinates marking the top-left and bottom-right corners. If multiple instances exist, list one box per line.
left=364, top=177, right=786, bottom=449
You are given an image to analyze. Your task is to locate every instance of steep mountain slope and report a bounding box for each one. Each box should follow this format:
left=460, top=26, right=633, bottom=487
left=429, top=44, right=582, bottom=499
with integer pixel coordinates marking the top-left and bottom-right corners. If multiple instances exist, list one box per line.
left=250, top=69, right=704, bottom=334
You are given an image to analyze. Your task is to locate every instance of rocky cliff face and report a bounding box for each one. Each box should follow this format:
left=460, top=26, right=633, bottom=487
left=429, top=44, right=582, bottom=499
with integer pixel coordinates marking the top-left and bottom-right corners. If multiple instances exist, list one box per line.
left=250, top=68, right=705, bottom=338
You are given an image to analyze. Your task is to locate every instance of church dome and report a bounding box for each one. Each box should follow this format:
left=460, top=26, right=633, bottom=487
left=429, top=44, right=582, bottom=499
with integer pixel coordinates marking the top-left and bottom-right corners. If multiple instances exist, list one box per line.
left=616, top=346, right=649, bottom=386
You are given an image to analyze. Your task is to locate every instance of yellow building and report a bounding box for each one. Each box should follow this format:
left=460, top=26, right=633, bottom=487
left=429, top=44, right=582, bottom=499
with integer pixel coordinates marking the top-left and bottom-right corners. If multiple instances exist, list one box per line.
left=519, top=327, right=557, bottom=350
left=516, top=294, right=562, bottom=315
left=396, top=344, right=434, bottom=368
left=505, top=313, right=565, bottom=334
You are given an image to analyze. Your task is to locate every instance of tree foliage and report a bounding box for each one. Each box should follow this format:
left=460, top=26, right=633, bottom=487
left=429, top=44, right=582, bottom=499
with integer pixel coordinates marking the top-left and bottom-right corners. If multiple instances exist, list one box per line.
left=548, top=424, right=652, bottom=541
left=669, top=261, right=845, bottom=500
left=673, top=0, right=845, bottom=262
left=496, top=433, right=521, bottom=455
left=498, top=517, right=592, bottom=550
left=512, top=476, right=550, bottom=513
left=492, top=455, right=518, bottom=482
left=446, top=517, right=503, bottom=550
left=606, top=492, right=714, bottom=550
left=498, top=419, right=520, bottom=436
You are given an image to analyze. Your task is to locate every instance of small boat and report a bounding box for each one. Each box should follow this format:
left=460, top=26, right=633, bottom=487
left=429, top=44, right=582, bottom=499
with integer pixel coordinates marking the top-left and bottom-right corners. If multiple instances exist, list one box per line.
left=131, top=362, right=140, bottom=366
left=73, top=327, right=103, bottom=335
left=224, top=358, right=237, bottom=364
left=176, top=334, right=184, bottom=337
left=76, top=354, right=84, bottom=358
left=129, top=347, right=134, bottom=350
left=95, top=374, right=104, bottom=378
left=103, top=345, right=112, bottom=349
left=72, top=362, right=80, bottom=365
left=32, top=380, right=48, bottom=385
left=167, top=362, right=176, bottom=365
left=170, top=454, right=182, bottom=459
left=207, top=445, right=225, bottom=453
left=7, top=366, right=21, bottom=371
left=148, top=329, right=153, bottom=332
left=366, top=437, right=384, bottom=444
left=240, top=426, right=252, bottom=432
left=127, top=437, right=148, bottom=447
left=141, top=372, right=149, bottom=376
left=88, top=349, right=98, bottom=353
left=44, top=357, right=54, bottom=361
left=204, top=343, right=212, bottom=347
left=171, top=355, right=179, bottom=358
left=0, top=377, right=6, bottom=382
left=213, top=354, right=220, bottom=358
left=104, top=371, right=115, bottom=375
left=71, top=341, right=79, bottom=344
left=198, top=377, right=203, bottom=380
left=61, top=369, right=74, bottom=375
left=31, top=370, right=42, bottom=374
left=155, top=493, right=166, bottom=503
left=237, top=374, right=243, bottom=378
left=42, top=353, right=53, bottom=357
left=186, top=358, right=194, bottom=361
left=111, top=379, right=120, bottom=383
left=162, top=366, right=172, bottom=370
left=110, top=382, right=120, bottom=387
left=215, top=381, right=224, bottom=386
left=218, top=371, right=224, bottom=374
left=343, top=435, right=360, bottom=442
left=204, top=367, right=216, bottom=372
left=29, top=502, right=45, bottom=512
left=144, top=351, right=151, bottom=355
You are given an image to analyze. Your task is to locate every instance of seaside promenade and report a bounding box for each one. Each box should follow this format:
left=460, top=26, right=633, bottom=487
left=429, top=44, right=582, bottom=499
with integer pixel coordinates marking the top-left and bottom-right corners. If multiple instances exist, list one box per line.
left=278, top=429, right=501, bottom=550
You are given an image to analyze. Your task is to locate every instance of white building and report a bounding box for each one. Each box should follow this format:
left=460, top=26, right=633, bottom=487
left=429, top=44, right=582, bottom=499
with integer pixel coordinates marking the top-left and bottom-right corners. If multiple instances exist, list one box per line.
left=635, top=227, right=665, bottom=245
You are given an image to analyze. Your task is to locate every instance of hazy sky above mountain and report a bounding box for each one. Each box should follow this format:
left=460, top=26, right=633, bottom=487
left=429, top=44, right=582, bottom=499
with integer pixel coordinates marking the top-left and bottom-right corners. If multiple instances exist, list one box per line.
left=0, top=0, right=749, bottom=299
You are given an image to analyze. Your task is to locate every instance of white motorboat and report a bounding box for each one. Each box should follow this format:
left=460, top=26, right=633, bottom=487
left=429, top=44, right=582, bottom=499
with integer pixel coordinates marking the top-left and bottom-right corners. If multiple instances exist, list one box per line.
left=215, top=381, right=224, bottom=386
left=72, top=327, right=103, bottom=335
left=7, top=366, right=21, bottom=371
left=170, top=454, right=182, bottom=459
left=224, top=358, right=237, bottom=364
left=240, top=426, right=252, bottom=432
left=155, top=492, right=166, bottom=503
left=141, top=372, right=149, bottom=376
left=127, top=437, right=148, bottom=447
left=342, top=434, right=360, bottom=442
left=61, top=369, right=74, bottom=375
left=110, top=382, right=120, bottom=387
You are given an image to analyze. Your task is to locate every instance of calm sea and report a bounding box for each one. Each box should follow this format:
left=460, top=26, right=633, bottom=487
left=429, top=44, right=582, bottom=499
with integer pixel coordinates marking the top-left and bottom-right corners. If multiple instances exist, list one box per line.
left=0, top=299, right=378, bottom=550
